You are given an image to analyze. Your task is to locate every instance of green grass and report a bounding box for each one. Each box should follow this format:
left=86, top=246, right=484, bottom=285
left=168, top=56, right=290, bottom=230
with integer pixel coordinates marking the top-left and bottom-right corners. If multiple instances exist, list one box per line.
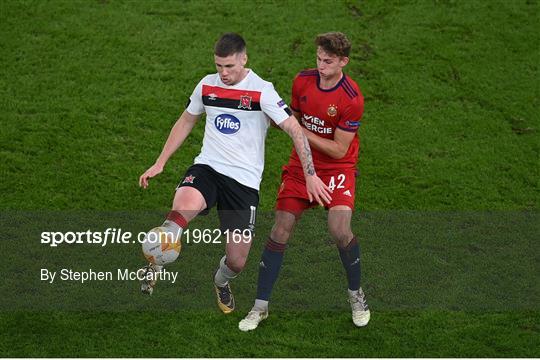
left=0, top=0, right=539, bottom=357
left=1, top=311, right=538, bottom=357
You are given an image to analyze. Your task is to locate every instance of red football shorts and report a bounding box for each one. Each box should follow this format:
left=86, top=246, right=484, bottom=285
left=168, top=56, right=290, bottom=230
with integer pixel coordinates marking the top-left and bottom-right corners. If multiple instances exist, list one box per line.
left=275, top=166, right=357, bottom=217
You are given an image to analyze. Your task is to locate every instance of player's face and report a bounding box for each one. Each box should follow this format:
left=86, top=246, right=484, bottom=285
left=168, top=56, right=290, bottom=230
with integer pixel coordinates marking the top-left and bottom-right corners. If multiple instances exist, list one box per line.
left=316, top=47, right=349, bottom=80
left=215, top=52, right=248, bottom=86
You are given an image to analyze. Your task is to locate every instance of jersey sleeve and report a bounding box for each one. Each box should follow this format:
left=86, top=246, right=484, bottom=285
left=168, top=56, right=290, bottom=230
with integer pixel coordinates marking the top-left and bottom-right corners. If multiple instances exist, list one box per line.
left=185, top=78, right=205, bottom=116
left=290, top=74, right=302, bottom=112
left=337, top=96, right=364, bottom=133
left=260, top=84, right=292, bottom=126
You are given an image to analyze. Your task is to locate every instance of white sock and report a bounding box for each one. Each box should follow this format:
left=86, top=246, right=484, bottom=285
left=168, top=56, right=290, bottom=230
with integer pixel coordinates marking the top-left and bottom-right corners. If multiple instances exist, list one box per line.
left=253, top=299, right=268, bottom=312
left=214, top=256, right=238, bottom=287
left=161, top=219, right=183, bottom=242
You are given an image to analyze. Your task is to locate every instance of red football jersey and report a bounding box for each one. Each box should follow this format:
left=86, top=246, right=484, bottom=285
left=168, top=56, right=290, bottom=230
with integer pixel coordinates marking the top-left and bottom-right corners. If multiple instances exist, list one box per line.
left=287, top=69, right=364, bottom=172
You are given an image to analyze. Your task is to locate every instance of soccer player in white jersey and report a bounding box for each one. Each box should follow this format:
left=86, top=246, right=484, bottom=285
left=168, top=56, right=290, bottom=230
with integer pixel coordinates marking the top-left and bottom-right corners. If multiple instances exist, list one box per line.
left=138, top=33, right=331, bottom=314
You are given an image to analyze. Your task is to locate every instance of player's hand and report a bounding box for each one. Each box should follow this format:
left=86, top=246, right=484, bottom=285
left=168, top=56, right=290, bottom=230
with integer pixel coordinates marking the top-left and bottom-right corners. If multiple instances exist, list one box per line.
left=305, top=174, right=332, bottom=206
left=139, top=163, right=164, bottom=189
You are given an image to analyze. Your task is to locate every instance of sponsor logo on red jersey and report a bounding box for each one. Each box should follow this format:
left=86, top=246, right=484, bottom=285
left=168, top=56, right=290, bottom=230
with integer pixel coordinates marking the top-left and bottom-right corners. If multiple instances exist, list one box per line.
left=301, top=114, right=333, bottom=135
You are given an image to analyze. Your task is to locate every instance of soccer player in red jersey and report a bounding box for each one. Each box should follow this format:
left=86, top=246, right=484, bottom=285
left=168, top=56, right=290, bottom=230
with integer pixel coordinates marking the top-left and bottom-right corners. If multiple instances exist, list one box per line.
left=239, top=32, right=370, bottom=331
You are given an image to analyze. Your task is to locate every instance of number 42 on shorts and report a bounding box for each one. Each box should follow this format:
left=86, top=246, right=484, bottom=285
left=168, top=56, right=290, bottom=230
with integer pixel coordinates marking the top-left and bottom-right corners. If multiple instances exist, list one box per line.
left=328, top=174, right=346, bottom=192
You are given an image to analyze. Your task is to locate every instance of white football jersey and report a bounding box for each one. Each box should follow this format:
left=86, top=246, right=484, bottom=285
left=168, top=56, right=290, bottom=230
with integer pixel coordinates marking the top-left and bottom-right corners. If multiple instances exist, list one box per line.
left=186, top=70, right=291, bottom=190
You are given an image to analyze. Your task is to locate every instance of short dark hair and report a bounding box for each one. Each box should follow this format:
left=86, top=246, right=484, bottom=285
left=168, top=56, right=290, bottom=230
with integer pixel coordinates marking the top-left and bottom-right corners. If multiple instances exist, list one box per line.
left=315, top=32, right=351, bottom=57
left=214, top=33, right=246, bottom=57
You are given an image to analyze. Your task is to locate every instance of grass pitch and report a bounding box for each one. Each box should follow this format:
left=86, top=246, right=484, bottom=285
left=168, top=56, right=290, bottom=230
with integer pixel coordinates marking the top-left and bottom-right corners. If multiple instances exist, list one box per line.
left=1, top=0, right=538, bottom=357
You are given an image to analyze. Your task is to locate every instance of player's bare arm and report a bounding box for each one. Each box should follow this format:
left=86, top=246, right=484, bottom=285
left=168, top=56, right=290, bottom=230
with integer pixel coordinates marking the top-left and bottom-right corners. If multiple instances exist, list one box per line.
left=279, top=116, right=332, bottom=205
left=139, top=110, right=201, bottom=188
left=270, top=112, right=300, bottom=130
left=292, top=109, right=355, bottom=159
left=302, top=127, right=355, bottom=159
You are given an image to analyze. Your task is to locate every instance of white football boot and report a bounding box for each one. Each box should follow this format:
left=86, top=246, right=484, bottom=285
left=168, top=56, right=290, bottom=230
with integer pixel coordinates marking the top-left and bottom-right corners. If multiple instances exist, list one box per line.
left=238, top=310, right=269, bottom=332
left=349, top=288, right=370, bottom=327
left=138, top=263, right=162, bottom=295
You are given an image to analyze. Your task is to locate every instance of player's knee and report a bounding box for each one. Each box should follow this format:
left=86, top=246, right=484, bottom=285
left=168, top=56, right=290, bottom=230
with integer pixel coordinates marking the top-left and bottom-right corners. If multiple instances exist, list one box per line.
left=226, top=256, right=247, bottom=273
left=172, top=187, right=206, bottom=215
left=329, top=228, right=353, bottom=248
left=270, top=224, right=292, bottom=244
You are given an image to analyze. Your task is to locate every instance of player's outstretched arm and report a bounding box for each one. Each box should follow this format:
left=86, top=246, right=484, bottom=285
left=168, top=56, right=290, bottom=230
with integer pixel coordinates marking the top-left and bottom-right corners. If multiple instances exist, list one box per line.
left=279, top=116, right=332, bottom=206
left=139, top=110, right=200, bottom=189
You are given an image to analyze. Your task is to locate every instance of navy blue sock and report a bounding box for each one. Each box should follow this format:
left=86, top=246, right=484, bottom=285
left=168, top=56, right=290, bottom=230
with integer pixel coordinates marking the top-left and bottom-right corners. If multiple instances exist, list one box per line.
left=338, top=236, right=361, bottom=291
left=256, top=238, right=286, bottom=301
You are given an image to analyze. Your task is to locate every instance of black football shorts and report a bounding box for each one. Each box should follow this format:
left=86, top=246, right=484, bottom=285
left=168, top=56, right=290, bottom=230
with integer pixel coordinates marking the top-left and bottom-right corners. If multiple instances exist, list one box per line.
left=176, top=164, right=259, bottom=234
